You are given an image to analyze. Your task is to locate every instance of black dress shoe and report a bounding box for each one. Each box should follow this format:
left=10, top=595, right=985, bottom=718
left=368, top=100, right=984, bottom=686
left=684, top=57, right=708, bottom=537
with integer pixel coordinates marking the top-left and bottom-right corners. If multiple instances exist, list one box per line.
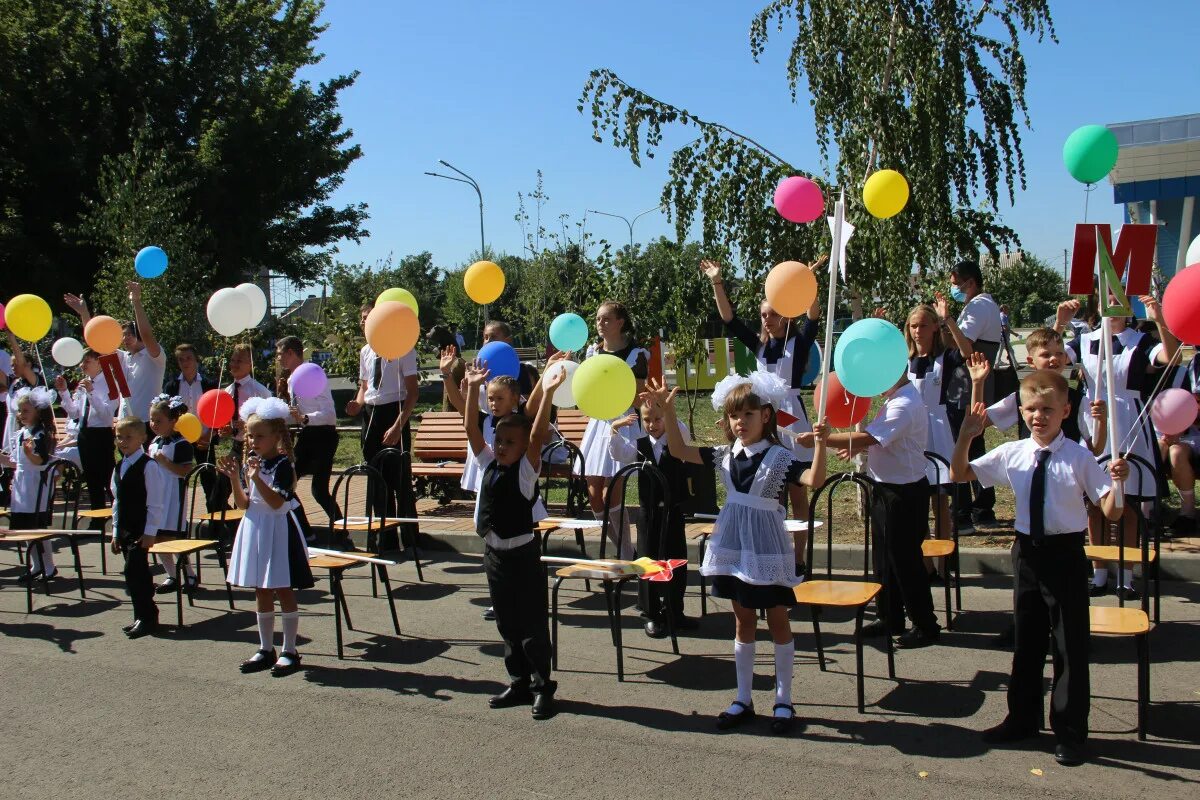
left=183, top=576, right=199, bottom=594
left=18, top=570, right=42, bottom=585
left=482, top=606, right=496, bottom=621
left=644, top=619, right=668, bottom=639
left=122, top=621, right=138, bottom=633
left=531, top=691, right=556, bottom=720
left=156, top=578, right=180, bottom=595
left=770, top=704, right=797, bottom=735
left=125, top=620, right=160, bottom=639
left=972, top=509, right=997, bottom=525
left=239, top=649, right=277, bottom=673
left=1117, top=586, right=1140, bottom=602
left=1089, top=583, right=1109, bottom=597
left=270, top=652, right=302, bottom=677
left=716, top=700, right=755, bottom=731
left=981, top=719, right=1040, bottom=744
left=489, top=685, right=533, bottom=709
left=1054, top=741, right=1087, bottom=766
left=861, top=619, right=902, bottom=638
left=36, top=569, right=59, bottom=583
left=896, top=627, right=940, bottom=649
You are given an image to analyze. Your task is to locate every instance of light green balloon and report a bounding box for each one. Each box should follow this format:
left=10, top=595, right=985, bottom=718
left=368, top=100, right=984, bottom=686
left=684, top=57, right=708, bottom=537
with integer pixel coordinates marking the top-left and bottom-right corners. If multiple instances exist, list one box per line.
left=573, top=354, right=636, bottom=421
left=376, top=287, right=419, bottom=317
left=1063, top=125, right=1118, bottom=185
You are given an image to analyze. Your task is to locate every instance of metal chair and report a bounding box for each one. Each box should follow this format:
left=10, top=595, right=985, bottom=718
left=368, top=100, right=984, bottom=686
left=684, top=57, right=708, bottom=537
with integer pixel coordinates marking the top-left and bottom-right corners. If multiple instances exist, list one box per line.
left=537, top=438, right=591, bottom=559
left=923, top=451, right=959, bottom=629
left=368, top=447, right=425, bottom=581
left=1092, top=453, right=1160, bottom=622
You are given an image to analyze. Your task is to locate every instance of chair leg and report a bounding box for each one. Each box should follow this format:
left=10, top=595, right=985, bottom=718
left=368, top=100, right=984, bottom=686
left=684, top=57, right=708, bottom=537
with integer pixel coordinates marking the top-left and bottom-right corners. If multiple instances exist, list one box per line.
left=811, top=606, right=826, bottom=672
left=953, top=546, right=963, bottom=612
left=175, top=559, right=185, bottom=629
left=551, top=577, right=564, bottom=669
left=1136, top=633, right=1149, bottom=741
left=370, top=563, right=378, bottom=598
left=99, top=531, right=108, bottom=575
left=410, top=538, right=424, bottom=583
left=69, top=537, right=85, bottom=599
left=886, top=618, right=896, bottom=680
left=943, top=566, right=953, bottom=631
left=613, top=580, right=626, bottom=682
left=379, top=566, right=401, bottom=635
left=216, top=547, right=234, bottom=609
left=855, top=606, right=866, bottom=713
left=661, top=581, right=680, bottom=656
left=329, top=571, right=344, bottom=660
left=602, top=584, right=618, bottom=647
left=339, top=573, right=354, bottom=631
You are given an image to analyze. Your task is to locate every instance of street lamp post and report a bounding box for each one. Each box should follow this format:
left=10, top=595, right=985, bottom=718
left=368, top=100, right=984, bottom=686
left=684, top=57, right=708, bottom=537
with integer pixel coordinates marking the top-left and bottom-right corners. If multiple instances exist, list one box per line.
left=425, top=160, right=485, bottom=258
left=586, top=204, right=664, bottom=254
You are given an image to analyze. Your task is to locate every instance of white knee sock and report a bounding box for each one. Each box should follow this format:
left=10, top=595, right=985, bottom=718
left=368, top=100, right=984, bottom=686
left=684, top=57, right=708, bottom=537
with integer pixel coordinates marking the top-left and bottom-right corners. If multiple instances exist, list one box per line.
left=1120, top=569, right=1136, bottom=590
left=256, top=612, right=275, bottom=651
left=35, top=543, right=57, bottom=574
left=1181, top=490, right=1195, bottom=517
left=727, top=639, right=755, bottom=713
left=774, top=640, right=795, bottom=710
left=1092, top=566, right=1108, bottom=587
left=159, top=553, right=177, bottom=579
left=281, top=611, right=300, bottom=654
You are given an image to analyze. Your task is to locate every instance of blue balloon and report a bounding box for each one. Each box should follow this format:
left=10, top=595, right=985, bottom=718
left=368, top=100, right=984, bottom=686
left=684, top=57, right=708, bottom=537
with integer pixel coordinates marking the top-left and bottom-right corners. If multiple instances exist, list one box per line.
left=477, top=340, right=521, bottom=379
left=833, top=318, right=907, bottom=397
left=800, top=341, right=821, bottom=388
left=549, top=312, right=589, bottom=353
left=135, top=246, right=169, bottom=279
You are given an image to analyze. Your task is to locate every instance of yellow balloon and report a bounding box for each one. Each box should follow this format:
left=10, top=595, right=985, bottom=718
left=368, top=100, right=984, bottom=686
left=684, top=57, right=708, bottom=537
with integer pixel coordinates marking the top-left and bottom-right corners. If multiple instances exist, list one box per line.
left=464, top=260, right=505, bottom=304
left=573, top=354, right=636, bottom=420
left=6, top=294, right=53, bottom=342
left=176, top=413, right=202, bottom=443
left=377, top=287, right=419, bottom=317
left=862, top=169, right=910, bottom=219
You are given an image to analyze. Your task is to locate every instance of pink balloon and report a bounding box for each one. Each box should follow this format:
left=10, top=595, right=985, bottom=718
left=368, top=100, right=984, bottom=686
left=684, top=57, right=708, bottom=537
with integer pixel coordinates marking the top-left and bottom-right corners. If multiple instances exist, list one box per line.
left=291, top=362, right=328, bottom=399
left=1151, top=388, right=1198, bottom=436
left=773, top=176, right=825, bottom=223
left=0, top=301, right=6, bottom=331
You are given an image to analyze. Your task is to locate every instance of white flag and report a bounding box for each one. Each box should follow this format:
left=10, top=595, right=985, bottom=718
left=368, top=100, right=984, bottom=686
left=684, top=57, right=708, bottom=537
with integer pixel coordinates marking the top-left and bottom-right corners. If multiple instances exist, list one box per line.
left=827, top=212, right=855, bottom=285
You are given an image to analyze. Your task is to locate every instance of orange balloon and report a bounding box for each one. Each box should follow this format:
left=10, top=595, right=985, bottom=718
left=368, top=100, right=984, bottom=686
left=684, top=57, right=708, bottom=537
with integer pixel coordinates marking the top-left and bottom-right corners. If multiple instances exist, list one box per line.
left=764, top=261, right=818, bottom=318
left=365, top=301, right=419, bottom=359
left=84, top=315, right=124, bottom=355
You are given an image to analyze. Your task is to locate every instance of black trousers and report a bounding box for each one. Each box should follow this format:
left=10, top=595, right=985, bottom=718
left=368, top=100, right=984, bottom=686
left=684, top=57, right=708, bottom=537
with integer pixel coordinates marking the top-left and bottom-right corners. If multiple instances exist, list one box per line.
left=870, top=478, right=939, bottom=633
left=121, top=541, right=158, bottom=624
left=361, top=402, right=415, bottom=550
left=295, top=425, right=342, bottom=525
left=484, top=540, right=555, bottom=693
left=77, top=426, right=115, bottom=530
left=946, top=404, right=995, bottom=515
left=1009, top=533, right=1090, bottom=744
left=636, top=507, right=687, bottom=620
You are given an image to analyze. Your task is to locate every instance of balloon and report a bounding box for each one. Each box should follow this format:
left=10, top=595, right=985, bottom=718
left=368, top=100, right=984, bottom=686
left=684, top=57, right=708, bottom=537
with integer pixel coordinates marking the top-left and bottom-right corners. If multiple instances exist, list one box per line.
left=377, top=288, right=419, bottom=317
left=1186, top=234, right=1200, bottom=269
left=84, top=315, right=124, bottom=355
left=464, top=260, right=505, bottom=304
left=549, top=313, right=589, bottom=353
left=291, top=362, right=328, bottom=399
left=235, top=282, right=268, bottom=328
left=364, top=301, right=419, bottom=359
left=834, top=318, right=908, bottom=397
left=176, top=413, right=202, bottom=444
left=816, top=372, right=871, bottom=428
left=773, top=176, right=824, bottom=224
left=573, top=354, right=636, bottom=421
left=1162, top=263, right=1200, bottom=345
left=764, top=261, right=818, bottom=318
left=1062, top=124, right=1119, bottom=185
left=800, top=341, right=822, bottom=387
left=862, top=169, right=910, bottom=219
left=51, top=337, right=84, bottom=367
left=207, top=287, right=251, bottom=337
left=196, top=389, right=235, bottom=429
left=134, top=246, right=168, bottom=279
left=477, top=341, right=521, bottom=379
left=0, top=301, right=6, bottom=331
left=1151, top=388, right=1198, bottom=436
left=6, top=294, right=52, bottom=342
left=542, top=359, right=580, bottom=408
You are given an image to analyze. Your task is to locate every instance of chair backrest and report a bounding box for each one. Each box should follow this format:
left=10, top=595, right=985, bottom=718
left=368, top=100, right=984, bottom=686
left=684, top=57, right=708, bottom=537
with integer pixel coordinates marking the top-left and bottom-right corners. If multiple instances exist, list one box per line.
left=182, top=461, right=221, bottom=533
left=599, top=460, right=671, bottom=560
left=43, top=459, right=80, bottom=529
left=1095, top=451, right=1157, bottom=608
left=924, top=451, right=951, bottom=535
left=330, top=462, right=388, bottom=535
left=807, top=471, right=876, bottom=581
left=368, top=446, right=416, bottom=517
left=539, top=438, right=588, bottom=518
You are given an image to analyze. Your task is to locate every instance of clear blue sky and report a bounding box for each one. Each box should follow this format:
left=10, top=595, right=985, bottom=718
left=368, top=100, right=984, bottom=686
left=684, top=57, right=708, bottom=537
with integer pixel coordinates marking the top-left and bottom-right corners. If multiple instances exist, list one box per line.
left=303, top=0, right=1198, bottom=281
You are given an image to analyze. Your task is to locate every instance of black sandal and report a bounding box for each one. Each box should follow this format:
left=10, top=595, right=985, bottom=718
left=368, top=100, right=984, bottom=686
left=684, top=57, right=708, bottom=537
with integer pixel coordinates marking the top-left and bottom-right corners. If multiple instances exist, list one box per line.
left=771, top=703, right=797, bottom=735
left=239, top=649, right=277, bottom=673
left=716, top=700, right=756, bottom=730
left=271, top=652, right=302, bottom=677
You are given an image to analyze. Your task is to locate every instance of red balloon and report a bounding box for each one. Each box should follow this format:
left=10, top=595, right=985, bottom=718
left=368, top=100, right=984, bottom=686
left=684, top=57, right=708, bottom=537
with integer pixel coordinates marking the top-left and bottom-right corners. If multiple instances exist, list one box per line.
left=1163, top=263, right=1200, bottom=345
left=196, top=389, right=235, bottom=429
left=816, top=372, right=870, bottom=428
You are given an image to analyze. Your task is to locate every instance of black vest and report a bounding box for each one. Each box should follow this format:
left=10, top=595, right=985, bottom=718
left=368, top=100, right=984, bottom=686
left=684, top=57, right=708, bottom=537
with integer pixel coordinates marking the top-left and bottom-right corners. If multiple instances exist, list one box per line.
left=115, top=455, right=149, bottom=544
left=476, top=459, right=535, bottom=541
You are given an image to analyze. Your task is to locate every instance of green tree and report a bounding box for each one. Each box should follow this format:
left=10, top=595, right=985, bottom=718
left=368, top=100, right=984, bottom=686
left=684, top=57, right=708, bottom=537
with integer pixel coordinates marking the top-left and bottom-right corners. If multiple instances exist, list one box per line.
left=0, top=0, right=365, bottom=303
left=983, top=253, right=1065, bottom=327
left=578, top=0, right=1055, bottom=306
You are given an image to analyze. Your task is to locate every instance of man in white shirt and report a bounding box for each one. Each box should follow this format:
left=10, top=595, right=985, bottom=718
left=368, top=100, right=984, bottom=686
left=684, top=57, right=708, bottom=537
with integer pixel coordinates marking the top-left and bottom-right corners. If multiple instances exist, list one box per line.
left=64, top=281, right=167, bottom=437
left=55, top=350, right=117, bottom=528
left=347, top=302, right=420, bottom=532
left=277, top=336, right=341, bottom=535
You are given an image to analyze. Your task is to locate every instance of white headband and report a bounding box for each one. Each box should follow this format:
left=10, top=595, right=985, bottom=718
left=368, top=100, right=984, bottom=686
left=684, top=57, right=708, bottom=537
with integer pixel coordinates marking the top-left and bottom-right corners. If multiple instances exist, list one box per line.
left=239, top=396, right=290, bottom=422
left=14, top=385, right=56, bottom=409
left=711, top=369, right=789, bottom=411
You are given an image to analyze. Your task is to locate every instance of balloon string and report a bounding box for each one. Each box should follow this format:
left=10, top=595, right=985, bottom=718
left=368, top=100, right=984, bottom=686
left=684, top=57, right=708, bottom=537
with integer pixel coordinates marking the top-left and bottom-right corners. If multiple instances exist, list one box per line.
left=32, top=344, right=47, bottom=390
left=1115, top=346, right=1182, bottom=456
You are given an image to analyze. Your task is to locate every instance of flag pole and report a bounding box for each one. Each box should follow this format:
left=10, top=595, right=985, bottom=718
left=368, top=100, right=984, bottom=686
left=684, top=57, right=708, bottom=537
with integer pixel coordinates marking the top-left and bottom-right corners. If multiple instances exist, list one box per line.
left=1099, top=259, right=1124, bottom=509
left=815, top=190, right=844, bottom=424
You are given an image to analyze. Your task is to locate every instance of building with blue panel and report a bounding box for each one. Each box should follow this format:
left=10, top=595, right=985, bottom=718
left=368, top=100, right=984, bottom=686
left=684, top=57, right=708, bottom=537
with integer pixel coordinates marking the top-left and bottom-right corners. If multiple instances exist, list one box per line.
left=1109, top=113, right=1200, bottom=281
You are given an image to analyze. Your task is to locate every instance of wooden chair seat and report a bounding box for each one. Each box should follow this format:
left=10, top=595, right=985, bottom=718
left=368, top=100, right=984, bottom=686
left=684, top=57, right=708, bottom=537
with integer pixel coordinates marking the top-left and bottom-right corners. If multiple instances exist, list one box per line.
left=310, top=551, right=378, bottom=570
left=76, top=508, right=113, bottom=520
left=148, top=538, right=219, bottom=555
left=921, top=539, right=956, bottom=558
left=198, top=509, right=245, bottom=522
left=1090, top=605, right=1151, bottom=636
left=1084, top=545, right=1156, bottom=563
left=794, top=579, right=882, bottom=607
left=0, top=531, right=63, bottom=544
left=147, top=538, right=232, bottom=626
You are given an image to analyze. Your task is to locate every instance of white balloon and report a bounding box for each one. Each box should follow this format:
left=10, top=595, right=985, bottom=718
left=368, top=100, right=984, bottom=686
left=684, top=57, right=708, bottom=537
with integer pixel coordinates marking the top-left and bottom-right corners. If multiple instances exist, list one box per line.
left=1187, top=234, right=1200, bottom=269
left=236, top=282, right=268, bottom=328
left=207, top=288, right=251, bottom=337
left=543, top=359, right=580, bottom=409
left=51, top=337, right=84, bottom=367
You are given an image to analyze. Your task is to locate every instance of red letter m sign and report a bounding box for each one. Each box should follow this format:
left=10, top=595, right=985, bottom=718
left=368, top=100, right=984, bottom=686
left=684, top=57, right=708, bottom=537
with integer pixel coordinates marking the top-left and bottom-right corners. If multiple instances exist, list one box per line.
left=1068, top=224, right=1157, bottom=296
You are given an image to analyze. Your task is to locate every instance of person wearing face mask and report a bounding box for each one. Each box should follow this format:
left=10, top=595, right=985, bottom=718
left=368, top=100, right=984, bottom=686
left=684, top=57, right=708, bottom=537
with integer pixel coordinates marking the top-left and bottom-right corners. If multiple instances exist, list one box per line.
left=944, top=260, right=1004, bottom=533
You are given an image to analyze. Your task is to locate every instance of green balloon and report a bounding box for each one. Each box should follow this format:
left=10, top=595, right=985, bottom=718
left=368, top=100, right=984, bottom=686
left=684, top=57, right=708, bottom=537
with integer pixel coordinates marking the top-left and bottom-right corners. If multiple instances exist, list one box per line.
left=1063, top=125, right=1118, bottom=185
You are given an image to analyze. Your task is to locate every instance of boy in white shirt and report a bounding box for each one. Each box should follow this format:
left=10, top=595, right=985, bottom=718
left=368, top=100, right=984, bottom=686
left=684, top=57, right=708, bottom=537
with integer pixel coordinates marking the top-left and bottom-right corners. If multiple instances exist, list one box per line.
left=953, top=370, right=1127, bottom=766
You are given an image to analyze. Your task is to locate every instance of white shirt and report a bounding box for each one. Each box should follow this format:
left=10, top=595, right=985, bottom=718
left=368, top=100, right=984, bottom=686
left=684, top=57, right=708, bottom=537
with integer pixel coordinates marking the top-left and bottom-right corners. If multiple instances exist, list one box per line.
left=118, top=347, right=167, bottom=422
left=864, top=382, right=929, bottom=484
left=359, top=345, right=419, bottom=406
left=985, top=392, right=1021, bottom=433
left=224, top=376, right=271, bottom=441
left=111, top=450, right=167, bottom=540
left=174, top=373, right=208, bottom=422
left=609, top=421, right=689, bottom=463
left=956, top=292, right=1003, bottom=344
left=970, top=433, right=1111, bottom=536
left=58, top=374, right=117, bottom=428
left=288, top=373, right=337, bottom=427
left=472, top=445, right=538, bottom=550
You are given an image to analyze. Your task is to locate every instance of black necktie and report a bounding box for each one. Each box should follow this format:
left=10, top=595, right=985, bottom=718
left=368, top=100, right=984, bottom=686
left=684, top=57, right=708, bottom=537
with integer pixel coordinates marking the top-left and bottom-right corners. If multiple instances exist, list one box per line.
left=232, top=380, right=241, bottom=412
left=1029, top=449, right=1051, bottom=544
left=372, top=354, right=383, bottom=390
left=736, top=450, right=750, bottom=462
left=80, top=388, right=90, bottom=427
